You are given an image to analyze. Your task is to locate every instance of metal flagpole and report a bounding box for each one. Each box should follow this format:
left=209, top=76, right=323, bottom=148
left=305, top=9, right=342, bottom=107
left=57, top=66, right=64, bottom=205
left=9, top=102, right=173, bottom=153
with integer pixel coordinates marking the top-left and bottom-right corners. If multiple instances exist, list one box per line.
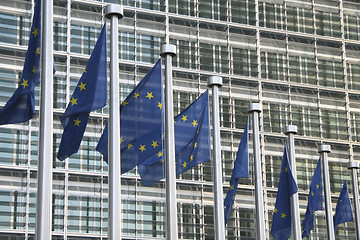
left=105, top=5, right=123, bottom=240
left=285, top=125, right=301, bottom=240
left=160, top=44, right=178, bottom=240
left=208, top=76, right=225, bottom=240
left=248, top=103, right=266, bottom=240
left=318, top=144, right=335, bottom=240
left=348, top=161, right=360, bottom=240
left=35, top=0, right=53, bottom=238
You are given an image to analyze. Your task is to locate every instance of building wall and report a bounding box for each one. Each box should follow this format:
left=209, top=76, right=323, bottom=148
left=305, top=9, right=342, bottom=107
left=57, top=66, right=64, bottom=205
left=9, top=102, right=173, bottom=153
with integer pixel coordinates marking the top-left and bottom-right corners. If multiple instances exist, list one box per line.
left=0, top=0, right=359, bottom=239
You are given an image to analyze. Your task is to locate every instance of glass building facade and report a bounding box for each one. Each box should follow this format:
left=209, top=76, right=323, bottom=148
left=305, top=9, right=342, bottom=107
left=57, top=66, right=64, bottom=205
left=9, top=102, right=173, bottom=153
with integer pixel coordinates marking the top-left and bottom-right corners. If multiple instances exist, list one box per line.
left=0, top=0, right=359, bottom=239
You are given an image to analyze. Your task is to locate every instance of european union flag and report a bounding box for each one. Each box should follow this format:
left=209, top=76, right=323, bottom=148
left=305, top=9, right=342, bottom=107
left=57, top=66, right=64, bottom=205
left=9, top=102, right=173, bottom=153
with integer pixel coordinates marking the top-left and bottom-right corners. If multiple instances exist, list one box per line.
left=138, top=90, right=210, bottom=186
left=224, top=119, right=249, bottom=225
left=270, top=144, right=298, bottom=240
left=96, top=59, right=163, bottom=173
left=334, top=180, right=354, bottom=233
left=57, top=24, right=107, bottom=160
left=302, top=157, right=322, bottom=238
left=0, top=0, right=41, bottom=125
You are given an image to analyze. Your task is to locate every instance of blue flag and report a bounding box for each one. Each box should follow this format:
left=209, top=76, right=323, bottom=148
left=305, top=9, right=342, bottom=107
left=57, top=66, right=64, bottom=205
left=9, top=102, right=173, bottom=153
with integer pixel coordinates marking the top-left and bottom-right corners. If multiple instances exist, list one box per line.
left=138, top=90, right=210, bottom=186
left=0, top=0, right=41, bottom=125
left=57, top=24, right=107, bottom=160
left=334, top=181, right=354, bottom=233
left=96, top=59, right=163, bottom=173
left=271, top=144, right=298, bottom=240
left=224, top=119, right=249, bottom=225
left=302, top=157, right=323, bottom=238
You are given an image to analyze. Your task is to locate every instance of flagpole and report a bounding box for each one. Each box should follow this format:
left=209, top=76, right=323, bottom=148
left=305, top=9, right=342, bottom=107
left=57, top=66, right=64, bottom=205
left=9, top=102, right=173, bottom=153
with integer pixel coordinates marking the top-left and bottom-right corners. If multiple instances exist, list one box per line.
left=160, top=44, right=178, bottom=240
left=248, top=103, right=266, bottom=240
left=348, top=160, right=360, bottom=240
left=285, top=125, right=301, bottom=240
left=35, top=0, right=53, bottom=239
left=318, top=144, right=335, bottom=239
left=105, top=4, right=123, bottom=240
left=208, top=76, right=225, bottom=239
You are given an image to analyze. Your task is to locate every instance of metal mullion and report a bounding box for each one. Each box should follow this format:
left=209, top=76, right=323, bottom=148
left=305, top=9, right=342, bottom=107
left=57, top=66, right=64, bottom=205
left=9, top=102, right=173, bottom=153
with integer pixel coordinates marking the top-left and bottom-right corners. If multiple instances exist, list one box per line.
left=284, top=0, right=292, bottom=123
left=63, top=0, right=72, bottom=236
left=200, top=185, right=205, bottom=240
left=192, top=202, right=196, bottom=239
left=25, top=120, right=32, bottom=240
left=311, top=0, right=322, bottom=140
left=165, top=0, right=170, bottom=43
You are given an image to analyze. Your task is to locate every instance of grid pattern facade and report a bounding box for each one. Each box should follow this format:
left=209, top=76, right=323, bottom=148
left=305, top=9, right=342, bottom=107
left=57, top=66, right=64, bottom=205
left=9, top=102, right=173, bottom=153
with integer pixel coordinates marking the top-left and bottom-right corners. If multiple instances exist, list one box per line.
left=0, top=0, right=360, bottom=239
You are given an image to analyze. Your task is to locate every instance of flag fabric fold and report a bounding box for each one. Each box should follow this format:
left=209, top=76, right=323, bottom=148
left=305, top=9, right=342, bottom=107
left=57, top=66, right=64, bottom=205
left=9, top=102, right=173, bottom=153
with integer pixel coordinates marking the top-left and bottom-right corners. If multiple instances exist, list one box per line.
left=271, top=144, right=298, bottom=240
left=302, top=157, right=323, bottom=238
left=0, top=0, right=41, bottom=125
left=57, top=24, right=107, bottom=160
left=138, top=90, right=210, bottom=186
left=96, top=59, right=163, bottom=173
left=224, top=119, right=249, bottom=225
left=334, top=180, right=354, bottom=233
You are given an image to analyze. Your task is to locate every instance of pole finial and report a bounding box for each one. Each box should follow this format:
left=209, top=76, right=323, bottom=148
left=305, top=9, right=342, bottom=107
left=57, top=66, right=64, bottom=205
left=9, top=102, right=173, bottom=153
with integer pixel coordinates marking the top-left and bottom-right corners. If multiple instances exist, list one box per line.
left=105, top=4, right=123, bottom=19
left=160, top=44, right=176, bottom=57
left=318, top=144, right=331, bottom=153
left=349, top=161, right=359, bottom=169
left=248, top=102, right=262, bottom=113
left=285, top=125, right=298, bottom=135
left=208, top=76, right=223, bottom=87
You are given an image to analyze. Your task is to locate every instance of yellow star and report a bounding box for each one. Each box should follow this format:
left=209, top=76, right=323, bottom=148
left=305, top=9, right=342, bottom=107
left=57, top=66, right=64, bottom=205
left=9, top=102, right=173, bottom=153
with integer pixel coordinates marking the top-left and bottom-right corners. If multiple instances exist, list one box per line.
left=122, top=101, right=128, bottom=107
left=21, top=79, right=29, bottom=88
left=127, top=143, right=133, bottom=149
left=84, top=68, right=87, bottom=73
left=139, top=144, right=146, bottom=152
left=74, top=118, right=81, bottom=126
left=151, top=141, right=158, bottom=148
left=70, top=97, right=78, bottom=106
left=233, top=196, right=235, bottom=200
left=157, top=151, right=163, bottom=158
left=190, top=155, right=193, bottom=161
left=78, top=82, right=87, bottom=91
left=32, top=66, right=36, bottom=74
left=146, top=92, right=154, bottom=100
left=194, top=142, right=197, bottom=148
left=120, top=137, right=124, bottom=144
left=311, top=191, right=315, bottom=197
left=157, top=102, right=162, bottom=110
left=181, top=115, right=187, bottom=122
left=281, top=213, right=287, bottom=219
left=32, top=28, right=39, bottom=37
left=192, top=120, right=198, bottom=127
left=285, top=167, right=288, bottom=172
left=35, top=47, right=40, bottom=55
left=134, top=92, right=140, bottom=99
left=182, top=161, right=187, bottom=168
left=230, top=185, right=234, bottom=190
left=160, top=160, right=165, bottom=163
left=316, top=184, right=319, bottom=189
left=274, top=208, right=278, bottom=214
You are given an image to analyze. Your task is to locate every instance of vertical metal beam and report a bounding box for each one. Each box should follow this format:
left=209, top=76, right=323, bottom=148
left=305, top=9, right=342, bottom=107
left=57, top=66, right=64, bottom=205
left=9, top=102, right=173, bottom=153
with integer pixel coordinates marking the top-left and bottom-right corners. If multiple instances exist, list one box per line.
left=160, top=44, right=178, bottom=240
left=248, top=103, right=266, bottom=240
left=285, top=125, right=301, bottom=240
left=36, top=0, right=53, bottom=239
left=319, top=144, right=335, bottom=240
left=348, top=161, right=360, bottom=240
left=208, top=76, right=225, bottom=240
left=105, top=4, right=123, bottom=240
